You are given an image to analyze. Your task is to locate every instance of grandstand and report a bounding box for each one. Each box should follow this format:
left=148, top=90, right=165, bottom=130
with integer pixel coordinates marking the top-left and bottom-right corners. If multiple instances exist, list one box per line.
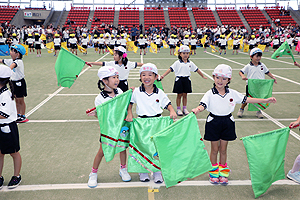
left=91, top=7, right=115, bottom=30
left=240, top=7, right=270, bottom=29
left=118, top=7, right=139, bottom=28
left=144, top=7, right=166, bottom=29
left=216, top=7, right=244, bottom=27
left=0, top=5, right=19, bottom=24
left=265, top=6, right=297, bottom=27
left=64, top=7, right=90, bottom=28
left=192, top=7, right=218, bottom=27
left=168, top=7, right=192, bottom=28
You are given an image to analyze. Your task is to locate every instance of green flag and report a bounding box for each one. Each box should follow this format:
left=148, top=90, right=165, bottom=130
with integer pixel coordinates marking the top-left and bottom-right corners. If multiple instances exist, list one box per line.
left=271, top=41, right=295, bottom=62
left=241, top=127, right=290, bottom=198
left=248, top=79, right=274, bottom=111
left=128, top=117, right=173, bottom=173
left=55, top=47, right=86, bottom=88
left=151, top=113, right=212, bottom=188
left=96, top=90, right=132, bottom=162
left=154, top=80, right=164, bottom=91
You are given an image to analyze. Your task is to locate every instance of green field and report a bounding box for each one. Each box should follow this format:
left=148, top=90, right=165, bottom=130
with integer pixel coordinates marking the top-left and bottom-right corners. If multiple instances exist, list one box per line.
left=0, top=46, right=300, bottom=200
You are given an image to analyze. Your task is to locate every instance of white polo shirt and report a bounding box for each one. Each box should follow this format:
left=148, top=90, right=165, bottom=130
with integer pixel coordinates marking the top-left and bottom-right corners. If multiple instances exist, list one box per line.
left=3, top=59, right=25, bottom=81
left=240, top=61, right=269, bottom=83
left=81, top=38, right=88, bottom=46
left=168, top=38, right=175, bottom=45
left=155, top=38, right=161, bottom=45
left=138, top=38, right=147, bottom=45
left=69, top=37, right=77, bottom=44
left=219, top=38, right=227, bottom=46
left=103, top=61, right=137, bottom=81
left=249, top=39, right=256, bottom=45
left=26, top=38, right=34, bottom=44
left=54, top=38, right=61, bottom=46
left=190, top=39, right=197, bottom=45
left=0, top=86, right=17, bottom=123
left=35, top=38, right=42, bottom=45
left=182, top=38, right=190, bottom=45
left=130, top=84, right=171, bottom=117
left=120, top=38, right=127, bottom=46
left=170, top=60, right=198, bottom=77
left=98, top=38, right=104, bottom=45
left=92, top=38, right=98, bottom=45
left=272, top=39, right=279, bottom=45
left=95, top=88, right=123, bottom=106
left=0, top=37, right=6, bottom=44
left=233, top=39, right=240, bottom=45
left=200, top=87, right=247, bottom=116
left=109, top=38, right=116, bottom=45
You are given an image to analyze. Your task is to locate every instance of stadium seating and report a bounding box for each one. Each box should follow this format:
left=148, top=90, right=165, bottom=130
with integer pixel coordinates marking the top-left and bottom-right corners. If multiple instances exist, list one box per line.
left=118, top=7, right=139, bottom=29
left=64, top=7, right=90, bottom=28
left=192, top=7, right=217, bottom=27
left=240, top=7, right=269, bottom=29
left=216, top=7, right=244, bottom=27
left=168, top=7, right=192, bottom=28
left=144, top=7, right=165, bottom=29
left=265, top=6, right=296, bottom=27
left=91, top=7, right=115, bottom=30
left=0, top=5, right=19, bottom=24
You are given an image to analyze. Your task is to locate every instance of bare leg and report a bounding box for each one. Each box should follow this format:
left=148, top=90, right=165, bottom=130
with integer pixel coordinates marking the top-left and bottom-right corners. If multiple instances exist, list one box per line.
left=219, top=140, right=228, bottom=165
left=92, top=144, right=104, bottom=169
left=10, top=152, right=22, bottom=176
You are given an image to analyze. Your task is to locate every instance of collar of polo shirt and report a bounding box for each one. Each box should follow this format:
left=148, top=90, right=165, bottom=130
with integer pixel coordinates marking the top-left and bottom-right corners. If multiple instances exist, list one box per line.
left=0, top=86, right=8, bottom=95
left=212, top=86, right=229, bottom=95
left=140, top=84, right=159, bottom=94
left=250, top=61, right=262, bottom=66
left=100, top=89, right=119, bottom=98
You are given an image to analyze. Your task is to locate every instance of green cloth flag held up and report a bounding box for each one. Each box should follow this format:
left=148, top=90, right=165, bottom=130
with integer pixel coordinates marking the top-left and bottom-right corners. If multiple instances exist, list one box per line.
left=241, top=127, right=290, bottom=198
left=247, top=79, right=274, bottom=111
left=55, top=47, right=86, bottom=88
left=271, top=41, right=295, bottom=62
left=154, top=80, right=164, bottom=91
left=151, top=113, right=212, bottom=188
left=96, top=90, right=132, bottom=162
left=128, top=117, right=173, bottom=173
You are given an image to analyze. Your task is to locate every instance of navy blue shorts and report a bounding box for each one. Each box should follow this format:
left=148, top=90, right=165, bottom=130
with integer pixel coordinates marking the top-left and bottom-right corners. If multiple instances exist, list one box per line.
left=0, top=122, right=20, bottom=154
left=173, top=76, right=192, bottom=94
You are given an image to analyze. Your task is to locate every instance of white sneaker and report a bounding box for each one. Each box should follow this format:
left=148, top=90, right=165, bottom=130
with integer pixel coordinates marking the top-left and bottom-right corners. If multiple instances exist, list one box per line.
left=256, top=111, right=264, bottom=119
left=88, top=173, right=98, bottom=188
left=139, top=173, right=150, bottom=182
left=119, top=168, right=131, bottom=182
left=153, top=171, right=163, bottom=183
left=237, top=108, right=244, bottom=118
left=176, top=109, right=183, bottom=116
left=183, top=108, right=189, bottom=115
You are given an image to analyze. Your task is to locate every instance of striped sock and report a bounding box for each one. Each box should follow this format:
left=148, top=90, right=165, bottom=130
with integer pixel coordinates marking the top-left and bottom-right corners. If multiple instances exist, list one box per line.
left=91, top=167, right=98, bottom=173
left=120, top=164, right=126, bottom=169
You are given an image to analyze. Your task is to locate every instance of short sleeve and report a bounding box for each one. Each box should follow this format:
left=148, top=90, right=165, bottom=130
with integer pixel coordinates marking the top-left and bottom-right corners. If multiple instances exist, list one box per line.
left=231, top=89, right=247, bottom=104
left=190, top=61, right=198, bottom=72
left=159, top=89, right=171, bottom=109
left=240, top=65, right=248, bottom=74
left=0, top=93, right=11, bottom=118
left=103, top=61, right=115, bottom=67
left=199, top=90, right=211, bottom=109
left=261, top=63, right=269, bottom=74
left=130, top=88, right=137, bottom=104
left=3, top=59, right=13, bottom=67
left=127, top=61, right=137, bottom=70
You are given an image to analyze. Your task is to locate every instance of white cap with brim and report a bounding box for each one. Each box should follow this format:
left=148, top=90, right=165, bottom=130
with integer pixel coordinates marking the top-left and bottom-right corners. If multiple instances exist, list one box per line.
left=249, top=48, right=263, bottom=56
left=114, top=46, right=126, bottom=54
left=212, top=64, right=232, bottom=78
left=139, top=63, right=158, bottom=75
left=179, top=45, right=190, bottom=53
left=0, top=65, right=12, bottom=78
left=97, top=66, right=119, bottom=80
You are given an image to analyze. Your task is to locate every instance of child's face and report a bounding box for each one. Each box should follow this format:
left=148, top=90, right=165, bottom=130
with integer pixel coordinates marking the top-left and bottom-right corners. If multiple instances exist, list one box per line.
left=10, top=49, right=19, bottom=60
left=213, top=75, right=230, bottom=90
left=103, top=75, right=119, bottom=90
left=113, top=51, right=121, bottom=62
left=140, top=71, right=157, bottom=87
left=251, top=54, right=262, bottom=63
left=180, top=52, right=190, bottom=60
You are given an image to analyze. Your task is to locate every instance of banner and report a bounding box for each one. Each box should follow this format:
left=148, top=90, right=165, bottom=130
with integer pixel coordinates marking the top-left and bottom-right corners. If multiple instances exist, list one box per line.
left=127, top=41, right=138, bottom=53
left=0, top=45, right=10, bottom=56
left=150, top=42, right=157, bottom=54
left=243, top=44, right=249, bottom=52
left=46, top=42, right=54, bottom=53
left=227, top=39, right=233, bottom=50
left=271, top=41, right=295, bottom=62
left=162, top=40, right=169, bottom=48
left=257, top=44, right=266, bottom=52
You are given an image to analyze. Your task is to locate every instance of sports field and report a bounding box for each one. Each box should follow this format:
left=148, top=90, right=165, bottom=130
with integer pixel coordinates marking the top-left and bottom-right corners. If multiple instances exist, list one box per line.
left=0, top=46, right=300, bottom=200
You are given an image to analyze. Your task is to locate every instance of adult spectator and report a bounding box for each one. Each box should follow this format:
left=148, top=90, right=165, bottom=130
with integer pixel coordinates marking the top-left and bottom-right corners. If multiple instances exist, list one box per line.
left=131, top=25, right=138, bottom=41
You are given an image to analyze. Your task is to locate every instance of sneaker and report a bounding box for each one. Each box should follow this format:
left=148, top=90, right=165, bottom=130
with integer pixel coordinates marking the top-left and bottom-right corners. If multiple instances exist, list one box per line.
left=139, top=173, right=150, bottom=182
left=153, top=171, right=163, bottom=183
left=176, top=109, right=183, bottom=116
left=0, top=176, right=3, bottom=190
left=119, top=168, right=131, bottom=182
left=287, top=170, right=300, bottom=184
left=256, top=111, right=264, bottom=119
left=183, top=109, right=189, bottom=115
left=88, top=173, right=98, bottom=188
left=237, top=108, right=244, bottom=118
left=209, top=176, right=219, bottom=184
left=17, top=116, right=29, bottom=123
left=7, top=175, right=21, bottom=189
left=219, top=176, right=228, bottom=185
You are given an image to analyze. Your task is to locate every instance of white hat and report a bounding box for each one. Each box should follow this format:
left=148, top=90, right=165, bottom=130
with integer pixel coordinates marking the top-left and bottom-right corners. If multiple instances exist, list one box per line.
left=97, top=66, right=119, bottom=80
left=212, top=64, right=232, bottom=78
left=139, top=63, right=158, bottom=75
left=0, top=65, right=12, bottom=78
left=114, top=46, right=126, bottom=54
left=179, top=45, right=190, bottom=53
left=249, top=48, right=263, bottom=56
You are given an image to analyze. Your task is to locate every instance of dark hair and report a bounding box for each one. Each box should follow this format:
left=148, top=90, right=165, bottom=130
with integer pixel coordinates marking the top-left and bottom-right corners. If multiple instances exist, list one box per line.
left=0, top=78, right=15, bottom=100
left=97, top=77, right=109, bottom=91
left=35, top=35, right=40, bottom=41
left=10, top=48, right=23, bottom=59
left=115, top=50, right=128, bottom=66
left=178, top=53, right=189, bottom=62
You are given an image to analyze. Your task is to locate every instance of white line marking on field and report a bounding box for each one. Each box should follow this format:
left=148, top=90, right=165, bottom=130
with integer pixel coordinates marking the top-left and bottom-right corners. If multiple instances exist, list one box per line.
left=0, top=179, right=297, bottom=192
left=25, top=53, right=110, bottom=117
left=239, top=51, right=295, bottom=65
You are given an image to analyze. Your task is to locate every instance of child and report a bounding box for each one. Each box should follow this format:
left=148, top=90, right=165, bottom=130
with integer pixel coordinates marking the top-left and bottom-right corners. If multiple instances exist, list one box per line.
left=119, top=34, right=127, bottom=49
left=0, top=45, right=28, bottom=123
left=190, top=35, right=197, bottom=55
left=81, top=34, right=88, bottom=55
left=155, top=35, right=162, bottom=53
left=237, top=48, right=277, bottom=119
left=192, top=64, right=276, bottom=185
left=109, top=34, right=116, bottom=50
left=0, top=33, right=6, bottom=45
left=288, top=115, right=300, bottom=184
left=232, top=35, right=240, bottom=55
left=92, top=34, right=99, bottom=53
left=219, top=35, right=227, bottom=55
left=168, top=34, right=176, bottom=55
left=125, top=63, right=177, bottom=183
left=204, top=35, right=210, bottom=53
left=53, top=34, right=61, bottom=57
left=161, top=45, right=207, bottom=116
left=138, top=34, right=147, bottom=55
left=25, top=34, right=34, bottom=54
left=272, top=35, right=280, bottom=51
left=12, top=33, right=19, bottom=46
left=98, top=34, right=105, bottom=54
left=87, top=66, right=131, bottom=188
left=87, top=46, right=143, bottom=92
left=34, top=33, right=42, bottom=57
left=69, top=34, right=78, bottom=55
left=0, top=65, right=22, bottom=189
left=249, top=35, right=256, bottom=50
left=264, top=34, right=271, bottom=52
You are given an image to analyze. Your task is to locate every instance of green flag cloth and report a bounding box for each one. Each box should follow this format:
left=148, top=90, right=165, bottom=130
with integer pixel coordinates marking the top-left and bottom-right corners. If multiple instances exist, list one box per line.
left=271, top=41, right=295, bottom=62
left=248, top=79, right=274, bottom=111
left=96, top=90, right=132, bottom=162
left=151, top=113, right=212, bottom=188
left=128, top=117, right=173, bottom=173
left=55, top=47, right=86, bottom=88
left=154, top=80, right=164, bottom=91
left=241, top=127, right=290, bottom=198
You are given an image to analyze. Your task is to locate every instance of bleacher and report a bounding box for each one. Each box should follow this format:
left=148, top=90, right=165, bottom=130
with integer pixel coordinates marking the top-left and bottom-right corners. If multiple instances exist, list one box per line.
left=118, top=7, right=139, bottom=28
left=240, top=7, right=269, bottom=29
left=0, top=5, right=19, bottom=24
left=192, top=7, right=217, bottom=27
left=265, top=6, right=296, bottom=27
left=144, top=7, right=165, bottom=29
left=216, top=7, right=244, bottom=27
left=168, top=7, right=192, bottom=28
left=91, top=7, right=115, bottom=30
left=64, top=7, right=90, bottom=28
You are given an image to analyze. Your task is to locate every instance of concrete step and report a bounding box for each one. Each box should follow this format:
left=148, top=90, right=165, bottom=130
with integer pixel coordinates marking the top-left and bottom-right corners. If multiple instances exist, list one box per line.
left=188, top=10, right=196, bottom=29
left=213, top=11, right=222, bottom=26
left=237, top=10, right=251, bottom=33
left=59, top=11, right=69, bottom=28
left=114, top=10, right=119, bottom=28
left=164, top=10, right=170, bottom=28
left=289, top=9, right=300, bottom=26
left=139, top=10, right=144, bottom=28
left=87, top=10, right=94, bottom=30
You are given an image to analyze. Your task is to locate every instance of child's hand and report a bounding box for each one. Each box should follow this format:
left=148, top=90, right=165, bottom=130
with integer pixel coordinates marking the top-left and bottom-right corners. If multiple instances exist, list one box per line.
left=202, top=76, right=208, bottom=79
left=160, top=75, right=165, bottom=80
left=86, top=62, right=92, bottom=66
left=169, top=110, right=177, bottom=120
left=129, top=87, right=135, bottom=91
left=294, top=61, right=300, bottom=68
left=86, top=109, right=96, bottom=117
left=242, top=76, right=248, bottom=81
left=289, top=121, right=300, bottom=129
left=192, top=108, right=200, bottom=115
left=125, top=114, right=133, bottom=122
left=273, top=77, right=277, bottom=84
left=265, top=97, right=276, bottom=104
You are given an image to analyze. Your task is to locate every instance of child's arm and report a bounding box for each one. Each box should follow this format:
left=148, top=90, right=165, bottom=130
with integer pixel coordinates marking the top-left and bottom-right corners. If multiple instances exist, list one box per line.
left=289, top=115, right=300, bottom=128
left=167, top=104, right=177, bottom=120
left=294, top=61, right=300, bottom=68
left=136, top=62, right=143, bottom=66
left=196, top=69, right=207, bottom=79
left=160, top=68, right=171, bottom=80
left=239, top=71, right=248, bottom=81
left=125, top=104, right=133, bottom=122
left=86, top=61, right=103, bottom=66
left=246, top=97, right=276, bottom=104
left=191, top=105, right=205, bottom=115
left=266, top=72, right=277, bottom=84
